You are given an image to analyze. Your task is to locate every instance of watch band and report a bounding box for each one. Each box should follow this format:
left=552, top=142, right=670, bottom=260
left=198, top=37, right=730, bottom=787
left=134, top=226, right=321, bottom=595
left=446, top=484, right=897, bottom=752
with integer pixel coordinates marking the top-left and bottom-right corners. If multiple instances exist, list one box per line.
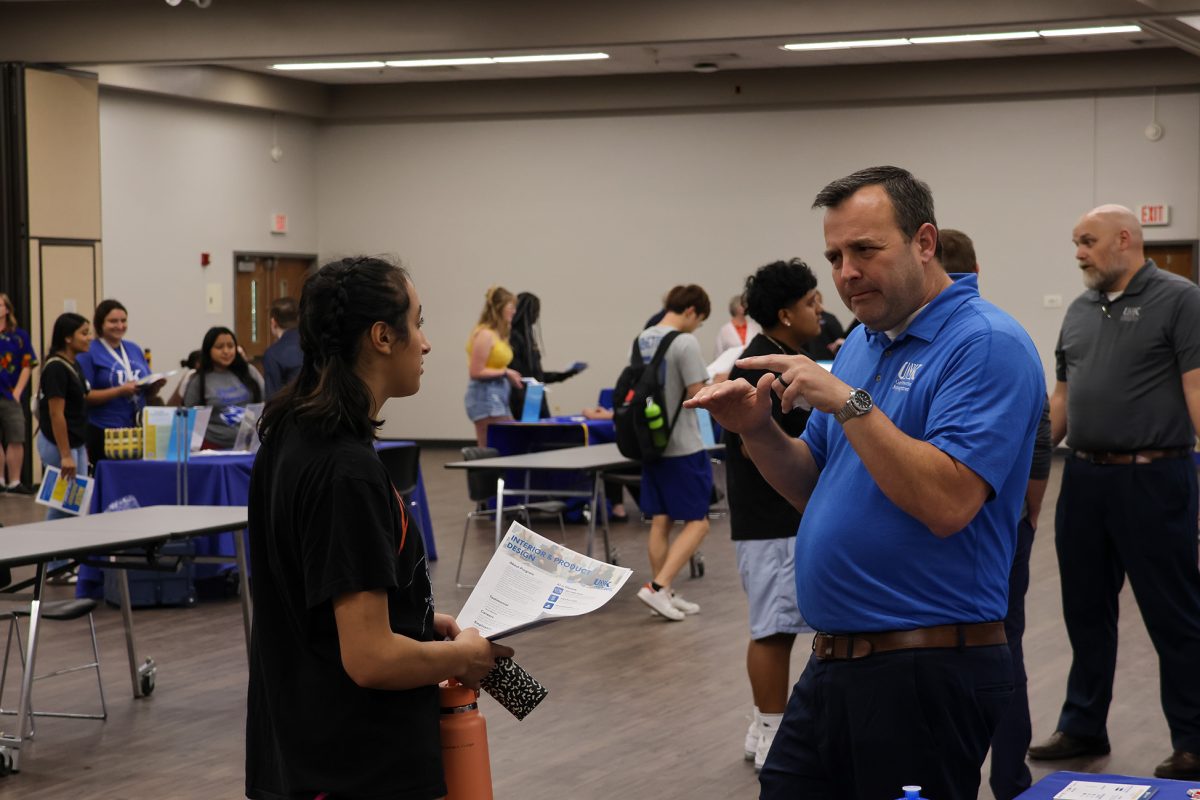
left=834, top=388, right=873, bottom=424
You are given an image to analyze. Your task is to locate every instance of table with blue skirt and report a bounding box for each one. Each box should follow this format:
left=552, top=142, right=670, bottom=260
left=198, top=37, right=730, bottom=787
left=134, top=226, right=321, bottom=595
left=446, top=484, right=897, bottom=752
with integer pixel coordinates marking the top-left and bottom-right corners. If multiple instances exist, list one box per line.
left=1017, top=771, right=1198, bottom=799
left=75, top=440, right=435, bottom=599
left=487, top=417, right=617, bottom=520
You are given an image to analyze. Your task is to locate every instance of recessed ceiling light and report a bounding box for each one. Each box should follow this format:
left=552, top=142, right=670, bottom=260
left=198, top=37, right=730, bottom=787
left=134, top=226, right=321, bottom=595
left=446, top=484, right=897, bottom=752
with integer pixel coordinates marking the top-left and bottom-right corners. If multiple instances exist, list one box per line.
left=271, top=61, right=386, bottom=71
left=909, top=31, right=1040, bottom=44
left=1038, top=24, right=1141, bottom=37
left=781, top=38, right=910, bottom=51
left=385, top=57, right=495, bottom=68
left=492, top=52, right=609, bottom=63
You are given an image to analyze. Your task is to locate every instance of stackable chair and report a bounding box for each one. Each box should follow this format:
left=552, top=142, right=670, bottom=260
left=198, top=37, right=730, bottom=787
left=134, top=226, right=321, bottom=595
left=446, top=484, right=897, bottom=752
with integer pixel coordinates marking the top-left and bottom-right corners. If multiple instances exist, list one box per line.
left=378, top=442, right=423, bottom=521
left=456, top=446, right=567, bottom=589
left=0, top=588, right=108, bottom=737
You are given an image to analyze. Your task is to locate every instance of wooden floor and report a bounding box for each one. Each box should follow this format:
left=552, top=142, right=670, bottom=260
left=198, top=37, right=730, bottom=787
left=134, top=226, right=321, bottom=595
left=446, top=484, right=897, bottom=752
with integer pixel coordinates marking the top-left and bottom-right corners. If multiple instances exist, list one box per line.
left=0, top=450, right=1179, bottom=799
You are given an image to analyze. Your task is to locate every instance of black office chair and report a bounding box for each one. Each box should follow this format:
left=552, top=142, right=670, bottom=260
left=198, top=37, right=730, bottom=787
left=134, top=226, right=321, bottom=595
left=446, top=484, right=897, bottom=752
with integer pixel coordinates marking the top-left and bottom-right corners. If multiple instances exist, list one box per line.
left=378, top=442, right=423, bottom=521
left=0, top=596, right=108, bottom=735
left=456, top=446, right=567, bottom=589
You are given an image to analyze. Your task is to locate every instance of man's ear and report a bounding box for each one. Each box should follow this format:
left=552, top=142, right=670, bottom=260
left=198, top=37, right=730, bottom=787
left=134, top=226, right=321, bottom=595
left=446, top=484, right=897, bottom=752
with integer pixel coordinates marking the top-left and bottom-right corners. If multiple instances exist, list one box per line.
left=915, top=222, right=938, bottom=263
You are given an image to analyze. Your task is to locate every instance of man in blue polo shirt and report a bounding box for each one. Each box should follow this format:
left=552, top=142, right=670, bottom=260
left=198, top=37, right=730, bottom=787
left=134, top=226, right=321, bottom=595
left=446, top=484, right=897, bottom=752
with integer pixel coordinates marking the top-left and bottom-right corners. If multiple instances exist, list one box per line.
left=687, top=166, right=1044, bottom=800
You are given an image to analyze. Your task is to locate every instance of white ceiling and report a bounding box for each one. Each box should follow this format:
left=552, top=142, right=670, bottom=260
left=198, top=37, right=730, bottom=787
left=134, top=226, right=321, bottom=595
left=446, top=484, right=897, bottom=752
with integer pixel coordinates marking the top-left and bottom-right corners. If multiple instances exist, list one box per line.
left=218, top=27, right=1169, bottom=86
left=3, top=0, right=1200, bottom=87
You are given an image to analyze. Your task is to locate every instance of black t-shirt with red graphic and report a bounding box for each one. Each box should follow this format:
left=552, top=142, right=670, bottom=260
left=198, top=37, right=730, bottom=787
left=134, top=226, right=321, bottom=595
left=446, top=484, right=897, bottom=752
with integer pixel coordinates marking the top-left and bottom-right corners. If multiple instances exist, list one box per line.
left=246, top=422, right=443, bottom=800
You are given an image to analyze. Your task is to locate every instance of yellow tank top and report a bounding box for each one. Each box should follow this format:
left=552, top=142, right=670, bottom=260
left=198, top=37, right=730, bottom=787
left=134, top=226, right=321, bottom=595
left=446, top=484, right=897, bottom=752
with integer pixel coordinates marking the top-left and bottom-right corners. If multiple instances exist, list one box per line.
left=466, top=326, right=513, bottom=371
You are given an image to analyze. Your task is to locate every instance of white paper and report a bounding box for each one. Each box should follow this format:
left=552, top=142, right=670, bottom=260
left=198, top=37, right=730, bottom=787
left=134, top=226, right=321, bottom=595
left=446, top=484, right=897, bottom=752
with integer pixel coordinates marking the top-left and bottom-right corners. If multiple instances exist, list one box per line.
left=706, top=345, right=743, bottom=379
left=456, top=521, right=633, bottom=640
left=1053, top=781, right=1155, bottom=800
left=136, top=369, right=179, bottom=387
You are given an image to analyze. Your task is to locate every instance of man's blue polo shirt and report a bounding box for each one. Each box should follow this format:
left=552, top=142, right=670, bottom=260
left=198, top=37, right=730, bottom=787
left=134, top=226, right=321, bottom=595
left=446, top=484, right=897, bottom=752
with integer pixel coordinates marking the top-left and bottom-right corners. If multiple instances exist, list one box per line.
left=797, top=274, right=1043, bottom=633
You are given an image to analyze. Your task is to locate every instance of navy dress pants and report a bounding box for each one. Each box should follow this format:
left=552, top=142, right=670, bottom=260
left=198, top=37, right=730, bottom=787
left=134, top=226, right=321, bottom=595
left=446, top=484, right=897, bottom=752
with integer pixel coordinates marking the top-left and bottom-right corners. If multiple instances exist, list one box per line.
left=760, top=645, right=1012, bottom=800
left=1055, top=456, right=1200, bottom=752
left=989, top=515, right=1035, bottom=800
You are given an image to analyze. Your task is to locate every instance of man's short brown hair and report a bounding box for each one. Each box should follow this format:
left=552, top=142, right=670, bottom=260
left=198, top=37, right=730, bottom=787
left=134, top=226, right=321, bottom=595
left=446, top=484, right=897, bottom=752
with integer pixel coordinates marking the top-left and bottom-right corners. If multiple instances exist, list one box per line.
left=270, top=297, right=299, bottom=328
left=938, top=229, right=978, bottom=274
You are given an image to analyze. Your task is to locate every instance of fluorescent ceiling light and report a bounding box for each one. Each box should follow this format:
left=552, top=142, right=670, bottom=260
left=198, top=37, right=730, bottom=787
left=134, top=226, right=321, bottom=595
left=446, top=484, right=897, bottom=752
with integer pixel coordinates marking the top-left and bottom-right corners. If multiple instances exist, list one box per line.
left=1038, top=24, right=1141, bottom=37
left=909, top=31, right=1040, bottom=44
left=492, top=52, right=609, bottom=63
left=271, top=61, right=385, bottom=71
left=782, top=38, right=910, bottom=51
left=385, top=57, right=495, bottom=67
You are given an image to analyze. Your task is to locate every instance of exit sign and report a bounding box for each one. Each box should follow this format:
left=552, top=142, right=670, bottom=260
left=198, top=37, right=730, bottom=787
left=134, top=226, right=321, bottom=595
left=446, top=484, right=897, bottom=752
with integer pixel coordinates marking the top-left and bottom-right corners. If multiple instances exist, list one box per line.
left=1139, top=204, right=1170, bottom=226
left=271, top=213, right=288, bottom=234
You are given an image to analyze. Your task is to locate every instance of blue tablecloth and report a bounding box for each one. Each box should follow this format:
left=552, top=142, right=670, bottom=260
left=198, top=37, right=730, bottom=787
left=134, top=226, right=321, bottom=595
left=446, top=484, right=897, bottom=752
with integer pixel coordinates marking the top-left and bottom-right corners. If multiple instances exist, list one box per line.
left=1017, top=770, right=1197, bottom=799
left=486, top=418, right=618, bottom=520
left=77, top=441, right=436, bottom=598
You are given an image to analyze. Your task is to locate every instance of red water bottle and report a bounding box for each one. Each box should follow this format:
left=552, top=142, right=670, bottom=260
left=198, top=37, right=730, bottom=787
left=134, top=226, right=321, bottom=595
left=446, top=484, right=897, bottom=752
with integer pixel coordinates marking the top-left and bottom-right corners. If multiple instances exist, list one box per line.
left=440, top=680, right=493, bottom=800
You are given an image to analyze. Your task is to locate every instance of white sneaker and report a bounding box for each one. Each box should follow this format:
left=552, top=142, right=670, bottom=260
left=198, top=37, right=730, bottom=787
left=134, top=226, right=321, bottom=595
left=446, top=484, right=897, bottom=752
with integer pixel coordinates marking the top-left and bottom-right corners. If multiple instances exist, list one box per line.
left=670, top=591, right=700, bottom=615
left=744, top=709, right=761, bottom=761
left=637, top=584, right=685, bottom=621
left=755, top=716, right=781, bottom=772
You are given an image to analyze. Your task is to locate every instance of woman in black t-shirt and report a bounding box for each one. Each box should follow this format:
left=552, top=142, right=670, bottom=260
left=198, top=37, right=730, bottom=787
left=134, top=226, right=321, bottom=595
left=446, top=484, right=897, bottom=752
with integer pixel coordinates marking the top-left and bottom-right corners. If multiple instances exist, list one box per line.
left=36, top=312, right=92, bottom=520
left=247, top=257, right=512, bottom=800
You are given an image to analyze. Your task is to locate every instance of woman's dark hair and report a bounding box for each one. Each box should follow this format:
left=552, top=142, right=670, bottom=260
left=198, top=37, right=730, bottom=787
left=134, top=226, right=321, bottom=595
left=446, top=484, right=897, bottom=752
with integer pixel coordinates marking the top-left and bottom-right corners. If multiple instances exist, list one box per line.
left=195, top=326, right=262, bottom=407
left=743, top=258, right=818, bottom=328
left=93, top=298, right=127, bottom=334
left=663, top=284, right=711, bottom=319
left=49, top=312, right=88, bottom=355
left=259, top=256, right=413, bottom=441
left=180, top=350, right=202, bottom=370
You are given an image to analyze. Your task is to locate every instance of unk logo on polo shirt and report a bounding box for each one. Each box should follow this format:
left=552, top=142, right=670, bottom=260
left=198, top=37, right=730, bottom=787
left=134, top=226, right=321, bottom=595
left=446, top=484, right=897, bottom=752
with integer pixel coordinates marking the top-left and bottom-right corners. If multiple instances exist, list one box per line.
left=1121, top=306, right=1141, bottom=322
left=893, top=361, right=924, bottom=392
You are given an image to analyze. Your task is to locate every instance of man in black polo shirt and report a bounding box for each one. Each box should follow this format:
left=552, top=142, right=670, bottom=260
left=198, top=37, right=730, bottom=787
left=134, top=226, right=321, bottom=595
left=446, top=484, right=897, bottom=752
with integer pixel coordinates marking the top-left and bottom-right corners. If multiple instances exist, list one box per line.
left=1029, top=204, right=1200, bottom=780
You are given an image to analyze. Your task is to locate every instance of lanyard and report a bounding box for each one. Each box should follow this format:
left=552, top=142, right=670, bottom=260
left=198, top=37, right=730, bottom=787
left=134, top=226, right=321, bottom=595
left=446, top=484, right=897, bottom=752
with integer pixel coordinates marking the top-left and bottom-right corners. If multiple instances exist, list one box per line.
left=391, top=484, right=410, bottom=553
left=99, top=339, right=134, bottom=381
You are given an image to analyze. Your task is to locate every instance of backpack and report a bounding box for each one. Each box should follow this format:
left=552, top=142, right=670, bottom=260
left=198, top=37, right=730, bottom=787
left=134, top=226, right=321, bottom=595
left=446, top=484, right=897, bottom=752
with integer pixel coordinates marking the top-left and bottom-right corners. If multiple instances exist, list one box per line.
left=613, top=330, right=682, bottom=462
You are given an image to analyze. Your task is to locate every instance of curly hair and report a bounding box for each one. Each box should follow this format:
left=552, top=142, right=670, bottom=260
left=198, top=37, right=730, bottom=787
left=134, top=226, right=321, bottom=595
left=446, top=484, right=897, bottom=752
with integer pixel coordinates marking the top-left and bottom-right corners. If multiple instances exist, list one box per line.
left=743, top=259, right=818, bottom=328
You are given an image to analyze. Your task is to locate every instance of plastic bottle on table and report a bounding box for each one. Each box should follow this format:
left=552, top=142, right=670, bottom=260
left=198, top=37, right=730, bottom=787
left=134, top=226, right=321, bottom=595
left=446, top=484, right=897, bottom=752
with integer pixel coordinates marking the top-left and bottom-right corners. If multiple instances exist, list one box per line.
left=644, top=398, right=668, bottom=450
left=895, top=786, right=929, bottom=800
left=440, top=680, right=493, bottom=800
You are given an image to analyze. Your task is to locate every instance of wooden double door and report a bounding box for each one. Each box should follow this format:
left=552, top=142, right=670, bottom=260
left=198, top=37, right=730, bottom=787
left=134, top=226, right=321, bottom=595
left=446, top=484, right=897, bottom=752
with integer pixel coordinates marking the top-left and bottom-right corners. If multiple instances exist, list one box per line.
left=233, top=254, right=314, bottom=365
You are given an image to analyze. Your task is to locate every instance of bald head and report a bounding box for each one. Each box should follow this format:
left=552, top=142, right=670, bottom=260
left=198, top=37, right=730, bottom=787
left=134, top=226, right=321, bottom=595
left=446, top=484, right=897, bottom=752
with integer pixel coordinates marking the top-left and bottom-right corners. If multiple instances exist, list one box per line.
left=1072, top=204, right=1146, bottom=292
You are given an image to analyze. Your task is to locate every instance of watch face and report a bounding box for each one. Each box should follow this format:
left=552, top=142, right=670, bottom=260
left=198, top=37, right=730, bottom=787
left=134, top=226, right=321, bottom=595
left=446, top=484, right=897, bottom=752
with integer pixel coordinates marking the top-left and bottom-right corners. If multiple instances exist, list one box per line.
left=850, top=388, right=873, bottom=413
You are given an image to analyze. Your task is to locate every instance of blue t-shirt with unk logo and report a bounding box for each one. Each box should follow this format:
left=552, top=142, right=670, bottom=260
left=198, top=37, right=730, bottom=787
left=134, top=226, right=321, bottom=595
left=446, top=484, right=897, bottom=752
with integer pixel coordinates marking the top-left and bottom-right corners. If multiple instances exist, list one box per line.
left=78, top=339, right=151, bottom=429
left=797, top=274, right=1044, bottom=633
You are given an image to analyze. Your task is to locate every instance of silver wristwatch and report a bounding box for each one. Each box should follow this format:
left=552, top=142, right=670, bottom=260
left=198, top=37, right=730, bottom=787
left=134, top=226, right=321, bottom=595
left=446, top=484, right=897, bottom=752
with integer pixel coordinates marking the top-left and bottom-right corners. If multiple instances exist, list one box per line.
left=833, top=388, right=873, bottom=424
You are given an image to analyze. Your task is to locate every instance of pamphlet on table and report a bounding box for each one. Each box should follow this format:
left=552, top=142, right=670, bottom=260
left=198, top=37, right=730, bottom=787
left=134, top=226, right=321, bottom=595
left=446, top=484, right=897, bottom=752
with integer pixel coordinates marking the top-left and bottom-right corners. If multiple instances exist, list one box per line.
left=456, top=521, right=632, bottom=640
left=143, top=406, right=211, bottom=460
left=1053, top=781, right=1157, bottom=800
left=35, top=466, right=95, bottom=516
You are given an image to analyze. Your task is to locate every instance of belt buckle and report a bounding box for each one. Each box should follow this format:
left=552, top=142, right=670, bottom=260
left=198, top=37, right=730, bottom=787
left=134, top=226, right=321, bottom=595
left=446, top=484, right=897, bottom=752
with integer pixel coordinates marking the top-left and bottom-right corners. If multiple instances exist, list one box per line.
left=813, top=634, right=840, bottom=660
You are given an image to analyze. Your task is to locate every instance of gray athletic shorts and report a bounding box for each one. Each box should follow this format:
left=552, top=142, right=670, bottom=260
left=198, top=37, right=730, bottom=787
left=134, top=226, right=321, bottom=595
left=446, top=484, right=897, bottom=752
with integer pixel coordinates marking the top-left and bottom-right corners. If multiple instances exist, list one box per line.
left=0, top=398, right=25, bottom=443
left=735, top=537, right=812, bottom=640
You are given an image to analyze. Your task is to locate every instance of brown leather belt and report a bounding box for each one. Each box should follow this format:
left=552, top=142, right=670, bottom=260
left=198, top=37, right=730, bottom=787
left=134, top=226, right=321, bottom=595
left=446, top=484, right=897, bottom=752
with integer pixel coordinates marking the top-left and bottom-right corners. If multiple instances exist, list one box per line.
left=812, top=622, right=1007, bottom=661
left=1073, top=448, right=1191, bottom=465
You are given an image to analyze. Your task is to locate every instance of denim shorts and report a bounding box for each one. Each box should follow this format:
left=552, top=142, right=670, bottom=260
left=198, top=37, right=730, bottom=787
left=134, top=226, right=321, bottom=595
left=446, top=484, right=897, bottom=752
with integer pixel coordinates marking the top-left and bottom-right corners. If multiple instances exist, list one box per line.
left=464, top=378, right=511, bottom=421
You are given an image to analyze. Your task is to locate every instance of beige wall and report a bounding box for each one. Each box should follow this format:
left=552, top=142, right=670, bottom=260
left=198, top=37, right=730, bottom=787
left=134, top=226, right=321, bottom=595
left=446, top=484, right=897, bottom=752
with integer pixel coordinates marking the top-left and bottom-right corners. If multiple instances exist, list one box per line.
left=314, top=92, right=1199, bottom=439
left=25, top=69, right=102, bottom=242
left=97, top=88, right=1200, bottom=440
left=98, top=90, right=319, bottom=399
